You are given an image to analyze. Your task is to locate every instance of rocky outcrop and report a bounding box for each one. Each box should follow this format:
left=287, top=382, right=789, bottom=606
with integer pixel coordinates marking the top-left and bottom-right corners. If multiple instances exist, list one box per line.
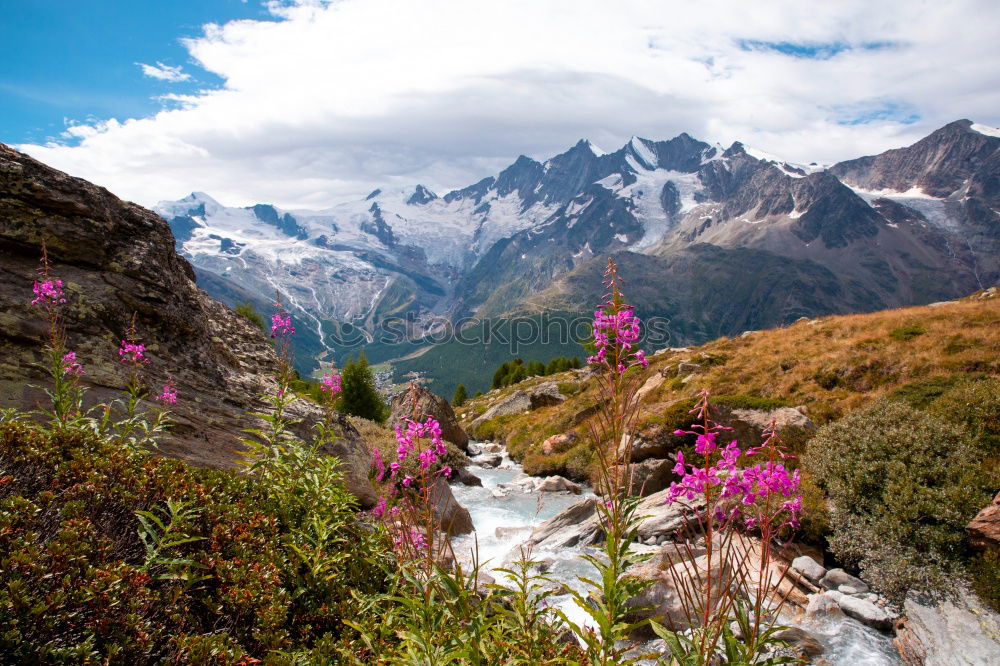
left=389, top=383, right=469, bottom=450
left=469, top=382, right=566, bottom=435
left=967, top=491, right=1000, bottom=550
left=0, top=143, right=375, bottom=505
left=893, top=591, right=1000, bottom=665
left=715, top=405, right=817, bottom=447
left=626, top=457, right=675, bottom=497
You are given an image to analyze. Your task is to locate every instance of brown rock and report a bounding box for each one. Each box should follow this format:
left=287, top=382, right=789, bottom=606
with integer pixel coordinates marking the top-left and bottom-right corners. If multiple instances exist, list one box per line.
left=389, top=383, right=469, bottom=450
left=541, top=432, right=578, bottom=455
left=625, top=457, right=675, bottom=496
left=0, top=143, right=376, bottom=505
left=967, top=491, right=1000, bottom=550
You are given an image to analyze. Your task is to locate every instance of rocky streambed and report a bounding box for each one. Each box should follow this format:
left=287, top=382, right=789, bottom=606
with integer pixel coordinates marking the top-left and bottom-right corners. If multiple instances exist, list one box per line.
left=450, top=442, right=904, bottom=665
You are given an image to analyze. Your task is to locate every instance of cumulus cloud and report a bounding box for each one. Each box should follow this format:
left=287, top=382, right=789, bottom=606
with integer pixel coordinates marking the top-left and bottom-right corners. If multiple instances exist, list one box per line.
left=20, top=0, right=1000, bottom=208
left=136, top=61, right=191, bottom=83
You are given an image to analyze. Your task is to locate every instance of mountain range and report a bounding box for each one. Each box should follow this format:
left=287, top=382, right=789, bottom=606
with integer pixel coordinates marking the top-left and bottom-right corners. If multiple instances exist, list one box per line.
left=155, top=119, right=1000, bottom=391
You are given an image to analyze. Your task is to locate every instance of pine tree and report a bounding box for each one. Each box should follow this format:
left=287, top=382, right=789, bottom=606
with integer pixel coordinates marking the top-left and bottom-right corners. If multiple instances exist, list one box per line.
left=452, top=383, right=468, bottom=407
left=337, top=351, right=387, bottom=423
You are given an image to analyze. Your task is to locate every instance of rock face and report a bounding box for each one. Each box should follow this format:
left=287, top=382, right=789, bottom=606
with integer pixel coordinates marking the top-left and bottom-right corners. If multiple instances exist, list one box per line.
left=893, top=591, right=1000, bottom=665
left=715, top=405, right=817, bottom=447
left=967, top=491, right=1000, bottom=550
left=0, top=143, right=375, bottom=505
left=626, top=457, right=675, bottom=497
left=626, top=548, right=731, bottom=635
left=389, top=383, right=469, bottom=450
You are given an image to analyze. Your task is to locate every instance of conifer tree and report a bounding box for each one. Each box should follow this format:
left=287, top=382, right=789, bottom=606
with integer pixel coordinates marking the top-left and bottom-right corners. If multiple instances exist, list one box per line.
left=337, top=351, right=387, bottom=422
left=452, top=383, right=468, bottom=407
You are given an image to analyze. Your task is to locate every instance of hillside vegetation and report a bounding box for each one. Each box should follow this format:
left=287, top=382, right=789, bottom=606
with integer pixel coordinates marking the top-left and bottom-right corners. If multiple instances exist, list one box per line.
left=460, top=290, right=1000, bottom=480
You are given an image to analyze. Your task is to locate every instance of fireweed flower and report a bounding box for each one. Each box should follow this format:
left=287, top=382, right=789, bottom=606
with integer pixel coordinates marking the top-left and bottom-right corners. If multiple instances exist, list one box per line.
left=319, top=371, right=341, bottom=396
left=61, top=352, right=84, bottom=376
left=270, top=313, right=295, bottom=338
left=156, top=383, right=178, bottom=406
left=31, top=279, right=66, bottom=309
left=118, top=340, right=148, bottom=365
left=587, top=265, right=649, bottom=375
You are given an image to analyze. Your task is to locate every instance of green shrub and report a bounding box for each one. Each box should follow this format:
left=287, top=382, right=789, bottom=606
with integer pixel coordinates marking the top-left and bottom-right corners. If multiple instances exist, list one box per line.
left=556, top=381, right=582, bottom=397
left=812, top=370, right=841, bottom=390
left=805, top=400, right=992, bottom=601
left=890, top=375, right=963, bottom=409
left=234, top=301, right=265, bottom=332
left=969, top=549, right=1000, bottom=613
left=927, top=377, right=1000, bottom=455
left=0, top=421, right=389, bottom=664
left=889, top=324, right=926, bottom=341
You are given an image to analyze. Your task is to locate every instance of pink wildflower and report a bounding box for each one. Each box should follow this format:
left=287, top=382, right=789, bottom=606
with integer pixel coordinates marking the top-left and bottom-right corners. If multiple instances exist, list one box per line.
left=31, top=279, right=66, bottom=308
left=270, top=313, right=295, bottom=338
left=156, top=383, right=177, bottom=406
left=61, top=352, right=85, bottom=376
left=319, top=371, right=341, bottom=396
left=118, top=340, right=148, bottom=365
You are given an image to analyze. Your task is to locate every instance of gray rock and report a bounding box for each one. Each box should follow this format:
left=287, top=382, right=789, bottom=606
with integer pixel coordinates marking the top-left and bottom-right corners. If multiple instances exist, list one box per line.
left=516, top=497, right=603, bottom=551
left=480, top=442, right=504, bottom=454
left=791, top=555, right=827, bottom=584
left=826, top=590, right=896, bottom=631
left=805, top=591, right=844, bottom=620
left=894, top=591, right=1000, bottom=665
left=536, top=475, right=582, bottom=494
left=477, top=453, right=503, bottom=468
left=820, top=568, right=870, bottom=594
left=839, top=585, right=861, bottom=596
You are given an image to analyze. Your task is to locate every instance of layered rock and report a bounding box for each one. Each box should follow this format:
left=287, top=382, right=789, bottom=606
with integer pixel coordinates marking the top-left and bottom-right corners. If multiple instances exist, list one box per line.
left=0, top=143, right=375, bottom=505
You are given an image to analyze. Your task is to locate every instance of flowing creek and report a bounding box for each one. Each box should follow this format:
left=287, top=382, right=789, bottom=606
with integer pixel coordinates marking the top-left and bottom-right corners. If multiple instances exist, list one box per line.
left=450, top=445, right=903, bottom=665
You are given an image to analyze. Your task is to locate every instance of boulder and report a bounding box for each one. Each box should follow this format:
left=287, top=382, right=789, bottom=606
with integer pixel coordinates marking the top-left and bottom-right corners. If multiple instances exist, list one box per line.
left=819, top=568, right=870, bottom=594
left=967, top=491, right=1000, bottom=550
left=635, top=373, right=666, bottom=402
left=791, top=555, right=827, bottom=584
left=430, top=478, right=474, bottom=536
left=773, top=627, right=825, bottom=660
left=715, top=405, right=817, bottom=447
left=635, top=489, right=706, bottom=542
left=626, top=457, right=675, bottom=497
left=541, top=432, right=578, bottom=456
left=823, top=590, right=896, bottom=631
left=518, top=497, right=603, bottom=551
left=0, top=144, right=379, bottom=506
left=626, top=548, right=731, bottom=635
left=456, top=467, right=482, bottom=487
left=893, top=591, right=1000, bottom=665
left=536, top=475, right=582, bottom=494
left=623, top=426, right=677, bottom=463
left=389, top=384, right=469, bottom=450
left=477, top=453, right=503, bottom=468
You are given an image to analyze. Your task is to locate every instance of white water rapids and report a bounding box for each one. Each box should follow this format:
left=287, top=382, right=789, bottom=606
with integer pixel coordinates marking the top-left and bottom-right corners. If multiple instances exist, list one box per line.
left=450, top=445, right=903, bottom=665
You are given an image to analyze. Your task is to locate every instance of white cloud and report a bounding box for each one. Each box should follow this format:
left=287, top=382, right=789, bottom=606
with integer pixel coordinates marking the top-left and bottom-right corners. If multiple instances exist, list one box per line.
left=20, top=0, right=1000, bottom=208
left=136, top=61, right=191, bottom=83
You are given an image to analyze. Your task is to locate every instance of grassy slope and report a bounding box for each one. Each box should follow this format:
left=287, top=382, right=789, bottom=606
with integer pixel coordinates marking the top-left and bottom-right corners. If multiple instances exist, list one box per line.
left=458, top=291, right=1000, bottom=481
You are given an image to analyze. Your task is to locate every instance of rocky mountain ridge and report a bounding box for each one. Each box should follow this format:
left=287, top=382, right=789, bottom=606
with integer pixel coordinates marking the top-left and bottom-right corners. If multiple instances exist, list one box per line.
left=156, top=120, right=1000, bottom=378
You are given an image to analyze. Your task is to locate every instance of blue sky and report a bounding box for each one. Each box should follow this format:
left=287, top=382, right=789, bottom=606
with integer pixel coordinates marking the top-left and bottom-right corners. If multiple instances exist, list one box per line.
left=0, top=1, right=266, bottom=144
left=5, top=0, right=1000, bottom=208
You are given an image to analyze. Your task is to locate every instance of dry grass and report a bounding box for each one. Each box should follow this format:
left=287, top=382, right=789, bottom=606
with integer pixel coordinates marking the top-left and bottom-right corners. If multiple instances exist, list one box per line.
left=459, top=294, right=1000, bottom=481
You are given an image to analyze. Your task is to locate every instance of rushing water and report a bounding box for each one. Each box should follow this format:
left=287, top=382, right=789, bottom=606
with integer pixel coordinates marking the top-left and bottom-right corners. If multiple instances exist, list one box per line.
left=450, top=446, right=903, bottom=665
